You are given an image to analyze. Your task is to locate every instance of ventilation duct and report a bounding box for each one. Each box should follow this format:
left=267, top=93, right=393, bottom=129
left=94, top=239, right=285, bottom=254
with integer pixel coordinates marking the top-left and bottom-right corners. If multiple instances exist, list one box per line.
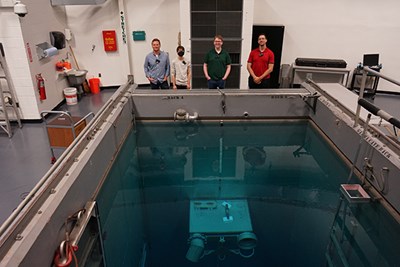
left=51, top=0, right=106, bottom=5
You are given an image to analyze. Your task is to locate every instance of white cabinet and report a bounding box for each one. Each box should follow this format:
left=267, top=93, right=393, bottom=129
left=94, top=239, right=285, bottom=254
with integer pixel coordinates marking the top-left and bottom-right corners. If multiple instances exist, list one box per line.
left=51, top=0, right=106, bottom=5
left=291, top=64, right=350, bottom=88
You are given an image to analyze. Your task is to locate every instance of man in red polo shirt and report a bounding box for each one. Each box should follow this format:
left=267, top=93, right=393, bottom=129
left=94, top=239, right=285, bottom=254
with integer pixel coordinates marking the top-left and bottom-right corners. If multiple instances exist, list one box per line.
left=247, top=34, right=275, bottom=88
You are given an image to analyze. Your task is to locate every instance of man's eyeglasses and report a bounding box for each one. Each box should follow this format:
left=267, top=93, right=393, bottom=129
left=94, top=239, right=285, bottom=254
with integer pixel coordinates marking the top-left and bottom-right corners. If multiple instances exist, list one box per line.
left=259, top=53, right=264, bottom=57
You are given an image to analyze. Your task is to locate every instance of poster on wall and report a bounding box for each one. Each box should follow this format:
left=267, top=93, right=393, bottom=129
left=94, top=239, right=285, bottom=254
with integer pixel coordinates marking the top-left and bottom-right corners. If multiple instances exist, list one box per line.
left=102, top=30, right=117, bottom=52
left=26, top=43, right=33, bottom=62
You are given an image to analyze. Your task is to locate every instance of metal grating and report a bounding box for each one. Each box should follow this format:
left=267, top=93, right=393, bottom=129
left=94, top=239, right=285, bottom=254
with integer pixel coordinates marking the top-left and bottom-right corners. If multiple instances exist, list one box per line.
left=217, top=0, right=242, bottom=11
left=191, top=12, right=242, bottom=39
left=191, top=0, right=243, bottom=88
left=191, top=0, right=217, bottom=11
left=191, top=0, right=243, bottom=12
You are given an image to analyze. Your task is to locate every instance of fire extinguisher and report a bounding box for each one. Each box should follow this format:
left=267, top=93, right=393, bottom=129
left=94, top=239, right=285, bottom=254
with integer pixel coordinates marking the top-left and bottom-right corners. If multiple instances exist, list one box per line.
left=36, top=73, right=46, bottom=100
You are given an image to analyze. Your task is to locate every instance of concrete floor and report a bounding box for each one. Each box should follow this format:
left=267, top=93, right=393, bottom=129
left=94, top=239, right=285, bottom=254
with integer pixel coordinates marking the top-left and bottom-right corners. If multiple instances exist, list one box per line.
left=0, top=88, right=116, bottom=225
left=369, top=93, right=400, bottom=119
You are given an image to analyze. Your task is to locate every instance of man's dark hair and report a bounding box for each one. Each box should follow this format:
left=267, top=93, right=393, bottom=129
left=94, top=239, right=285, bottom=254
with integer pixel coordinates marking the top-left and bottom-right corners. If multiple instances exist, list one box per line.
left=258, top=34, right=267, bottom=40
left=152, top=38, right=161, bottom=44
left=176, top=45, right=185, bottom=52
left=214, top=35, right=224, bottom=42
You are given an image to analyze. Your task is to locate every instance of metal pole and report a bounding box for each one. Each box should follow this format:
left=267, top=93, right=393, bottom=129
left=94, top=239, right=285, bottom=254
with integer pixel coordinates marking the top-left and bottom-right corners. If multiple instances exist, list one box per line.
left=354, top=70, right=368, bottom=127
left=347, top=113, right=372, bottom=183
left=363, top=66, right=400, bottom=86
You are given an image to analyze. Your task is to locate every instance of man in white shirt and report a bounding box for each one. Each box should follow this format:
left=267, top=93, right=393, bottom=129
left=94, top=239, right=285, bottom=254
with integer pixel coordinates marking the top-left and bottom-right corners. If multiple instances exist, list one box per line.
left=171, top=46, right=191, bottom=90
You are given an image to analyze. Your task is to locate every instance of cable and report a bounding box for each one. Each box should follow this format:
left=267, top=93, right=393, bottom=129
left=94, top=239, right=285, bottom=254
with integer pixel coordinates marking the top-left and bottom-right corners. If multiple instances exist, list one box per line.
left=229, top=248, right=255, bottom=258
left=240, top=248, right=255, bottom=258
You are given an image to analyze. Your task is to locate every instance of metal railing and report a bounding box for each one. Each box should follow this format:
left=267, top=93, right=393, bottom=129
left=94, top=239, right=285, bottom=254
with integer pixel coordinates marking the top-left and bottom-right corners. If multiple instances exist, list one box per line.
left=355, top=66, right=400, bottom=127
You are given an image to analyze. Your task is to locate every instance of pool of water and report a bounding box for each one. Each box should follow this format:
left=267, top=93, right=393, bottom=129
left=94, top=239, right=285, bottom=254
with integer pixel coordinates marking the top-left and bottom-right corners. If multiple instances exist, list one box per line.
left=95, top=121, right=400, bottom=267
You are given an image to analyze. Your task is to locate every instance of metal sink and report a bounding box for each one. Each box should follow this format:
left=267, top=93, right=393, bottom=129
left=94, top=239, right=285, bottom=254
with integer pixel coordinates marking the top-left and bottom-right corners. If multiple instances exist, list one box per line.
left=66, top=69, right=87, bottom=86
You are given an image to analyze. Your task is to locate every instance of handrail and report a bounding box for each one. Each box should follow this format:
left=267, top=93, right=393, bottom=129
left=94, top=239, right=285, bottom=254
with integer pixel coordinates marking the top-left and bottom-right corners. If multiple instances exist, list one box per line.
left=358, top=99, right=400, bottom=128
left=303, top=79, right=400, bottom=153
left=355, top=66, right=400, bottom=126
left=363, top=66, right=400, bottom=87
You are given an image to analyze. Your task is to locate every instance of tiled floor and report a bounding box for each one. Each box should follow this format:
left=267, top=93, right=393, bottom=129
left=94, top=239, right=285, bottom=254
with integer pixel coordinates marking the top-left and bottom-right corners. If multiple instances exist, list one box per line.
left=0, top=89, right=116, bottom=225
left=0, top=88, right=399, bottom=226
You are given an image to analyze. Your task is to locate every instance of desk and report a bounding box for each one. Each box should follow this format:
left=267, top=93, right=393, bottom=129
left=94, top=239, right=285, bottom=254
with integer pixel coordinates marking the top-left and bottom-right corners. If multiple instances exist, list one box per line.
left=291, top=64, right=350, bottom=87
left=350, top=68, right=380, bottom=95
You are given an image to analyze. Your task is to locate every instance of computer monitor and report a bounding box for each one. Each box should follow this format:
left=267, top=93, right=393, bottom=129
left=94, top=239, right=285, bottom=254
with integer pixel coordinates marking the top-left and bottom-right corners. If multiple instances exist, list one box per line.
left=363, top=54, right=379, bottom=67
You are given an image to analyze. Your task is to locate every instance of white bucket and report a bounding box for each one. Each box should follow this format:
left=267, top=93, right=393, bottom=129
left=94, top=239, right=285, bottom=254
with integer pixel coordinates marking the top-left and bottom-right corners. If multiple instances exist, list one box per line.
left=63, top=87, right=77, bottom=105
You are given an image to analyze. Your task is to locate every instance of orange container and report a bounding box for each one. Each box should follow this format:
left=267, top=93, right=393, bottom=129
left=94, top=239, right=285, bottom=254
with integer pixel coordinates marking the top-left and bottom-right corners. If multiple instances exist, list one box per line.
left=63, top=61, right=72, bottom=70
left=89, top=78, right=100, bottom=94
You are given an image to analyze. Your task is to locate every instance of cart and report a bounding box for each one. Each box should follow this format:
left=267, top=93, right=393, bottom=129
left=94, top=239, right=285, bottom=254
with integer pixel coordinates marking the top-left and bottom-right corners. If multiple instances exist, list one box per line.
left=41, top=110, right=94, bottom=164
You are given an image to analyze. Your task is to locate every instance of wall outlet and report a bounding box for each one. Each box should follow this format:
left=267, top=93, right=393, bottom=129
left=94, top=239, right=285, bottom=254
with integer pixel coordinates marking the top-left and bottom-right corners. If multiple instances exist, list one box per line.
left=65, top=29, right=72, bottom=41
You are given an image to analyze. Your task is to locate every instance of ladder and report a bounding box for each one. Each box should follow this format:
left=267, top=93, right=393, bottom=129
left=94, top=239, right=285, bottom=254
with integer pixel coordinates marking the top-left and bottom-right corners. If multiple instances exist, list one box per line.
left=0, top=43, right=22, bottom=138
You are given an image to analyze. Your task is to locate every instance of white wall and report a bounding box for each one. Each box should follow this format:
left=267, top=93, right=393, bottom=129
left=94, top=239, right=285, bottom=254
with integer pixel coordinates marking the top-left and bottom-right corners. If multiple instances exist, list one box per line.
left=2, top=0, right=400, bottom=119
left=65, top=0, right=128, bottom=86
left=240, top=0, right=255, bottom=89
left=0, top=8, right=37, bottom=118
left=254, top=0, right=400, bottom=92
left=0, top=0, right=71, bottom=119
left=126, top=0, right=180, bottom=85
left=67, top=0, right=400, bottom=92
left=1, top=0, right=181, bottom=119
left=19, top=0, right=71, bottom=116
left=179, top=0, right=190, bottom=60
left=65, top=0, right=180, bottom=86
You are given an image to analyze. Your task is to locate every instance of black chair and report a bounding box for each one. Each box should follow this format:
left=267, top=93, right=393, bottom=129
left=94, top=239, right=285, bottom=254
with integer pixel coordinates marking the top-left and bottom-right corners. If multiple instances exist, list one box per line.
left=350, top=54, right=381, bottom=95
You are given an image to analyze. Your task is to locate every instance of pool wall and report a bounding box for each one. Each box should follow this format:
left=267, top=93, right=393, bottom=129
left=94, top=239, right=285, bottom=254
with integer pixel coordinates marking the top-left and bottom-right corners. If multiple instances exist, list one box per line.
left=131, top=89, right=400, bottom=216
left=131, top=89, right=310, bottom=120
left=310, top=92, right=400, bottom=216
left=1, top=85, right=399, bottom=266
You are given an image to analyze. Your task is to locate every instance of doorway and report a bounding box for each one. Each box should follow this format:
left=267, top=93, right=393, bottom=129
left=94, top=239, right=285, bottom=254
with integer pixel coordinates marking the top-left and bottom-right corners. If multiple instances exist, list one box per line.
left=251, top=25, right=285, bottom=88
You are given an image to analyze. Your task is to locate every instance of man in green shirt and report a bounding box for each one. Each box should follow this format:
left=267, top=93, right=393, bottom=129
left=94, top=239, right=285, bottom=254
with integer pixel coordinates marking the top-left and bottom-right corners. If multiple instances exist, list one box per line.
left=203, top=35, right=232, bottom=89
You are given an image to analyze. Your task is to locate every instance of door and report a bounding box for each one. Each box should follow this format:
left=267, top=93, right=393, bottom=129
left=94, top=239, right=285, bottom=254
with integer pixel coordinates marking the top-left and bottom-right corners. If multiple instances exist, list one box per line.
left=251, top=25, right=285, bottom=88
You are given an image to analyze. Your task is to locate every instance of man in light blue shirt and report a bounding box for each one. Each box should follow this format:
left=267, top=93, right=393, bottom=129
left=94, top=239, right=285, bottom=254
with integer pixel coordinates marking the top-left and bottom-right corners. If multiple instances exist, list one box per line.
left=144, top=38, right=170, bottom=89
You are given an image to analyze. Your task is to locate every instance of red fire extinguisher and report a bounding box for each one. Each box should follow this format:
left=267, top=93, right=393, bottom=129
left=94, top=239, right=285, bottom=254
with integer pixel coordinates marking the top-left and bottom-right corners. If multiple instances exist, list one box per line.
left=36, top=74, right=46, bottom=100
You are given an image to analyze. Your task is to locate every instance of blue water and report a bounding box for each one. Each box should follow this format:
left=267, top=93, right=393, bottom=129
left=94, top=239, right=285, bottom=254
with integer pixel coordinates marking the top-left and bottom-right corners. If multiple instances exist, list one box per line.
left=96, top=121, right=400, bottom=267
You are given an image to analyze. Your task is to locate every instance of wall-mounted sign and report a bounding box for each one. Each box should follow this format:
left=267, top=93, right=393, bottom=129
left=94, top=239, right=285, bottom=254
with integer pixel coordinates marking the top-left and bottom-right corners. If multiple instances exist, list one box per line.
left=120, top=12, right=127, bottom=44
left=102, top=30, right=117, bottom=52
left=26, top=43, right=33, bottom=63
left=133, top=31, right=146, bottom=41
